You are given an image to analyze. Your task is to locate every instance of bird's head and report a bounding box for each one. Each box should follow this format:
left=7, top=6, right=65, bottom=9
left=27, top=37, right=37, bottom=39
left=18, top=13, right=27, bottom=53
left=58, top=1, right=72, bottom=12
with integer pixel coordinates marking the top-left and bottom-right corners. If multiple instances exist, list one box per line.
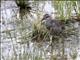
left=42, top=14, right=51, bottom=20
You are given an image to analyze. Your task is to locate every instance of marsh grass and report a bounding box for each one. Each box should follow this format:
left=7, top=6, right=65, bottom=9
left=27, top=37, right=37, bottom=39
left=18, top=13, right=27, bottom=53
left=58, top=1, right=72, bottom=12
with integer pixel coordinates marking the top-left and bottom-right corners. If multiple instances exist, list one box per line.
left=32, top=19, right=50, bottom=42
left=70, top=50, right=78, bottom=60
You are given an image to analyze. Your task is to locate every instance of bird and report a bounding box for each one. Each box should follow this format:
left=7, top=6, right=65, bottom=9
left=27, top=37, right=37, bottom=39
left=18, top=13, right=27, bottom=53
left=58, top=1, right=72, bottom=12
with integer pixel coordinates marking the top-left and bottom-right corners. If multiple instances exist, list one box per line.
left=41, top=14, right=64, bottom=35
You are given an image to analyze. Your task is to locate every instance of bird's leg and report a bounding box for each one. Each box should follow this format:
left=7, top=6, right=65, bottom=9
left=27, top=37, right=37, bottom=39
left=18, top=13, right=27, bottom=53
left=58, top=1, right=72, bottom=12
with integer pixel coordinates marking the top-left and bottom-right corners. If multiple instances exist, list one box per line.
left=50, top=35, right=53, bottom=45
left=61, top=35, right=65, bottom=60
left=50, top=35, right=54, bottom=60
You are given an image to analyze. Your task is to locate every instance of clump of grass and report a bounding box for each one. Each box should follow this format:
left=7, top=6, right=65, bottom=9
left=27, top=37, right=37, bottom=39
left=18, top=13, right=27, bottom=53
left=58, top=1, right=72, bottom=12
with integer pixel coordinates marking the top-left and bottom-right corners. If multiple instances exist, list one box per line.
left=52, top=55, right=57, bottom=60
left=70, top=51, right=77, bottom=60
left=32, top=19, right=50, bottom=42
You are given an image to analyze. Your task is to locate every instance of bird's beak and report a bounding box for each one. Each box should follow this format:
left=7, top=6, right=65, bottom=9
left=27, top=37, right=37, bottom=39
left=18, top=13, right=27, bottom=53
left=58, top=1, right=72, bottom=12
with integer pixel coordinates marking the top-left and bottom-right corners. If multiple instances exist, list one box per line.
left=42, top=17, right=45, bottom=20
left=41, top=19, right=46, bottom=24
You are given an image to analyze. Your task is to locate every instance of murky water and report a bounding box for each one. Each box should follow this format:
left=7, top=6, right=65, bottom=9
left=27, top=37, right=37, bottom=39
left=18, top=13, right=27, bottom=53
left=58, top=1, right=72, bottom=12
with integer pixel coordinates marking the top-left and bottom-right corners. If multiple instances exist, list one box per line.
left=1, top=1, right=80, bottom=60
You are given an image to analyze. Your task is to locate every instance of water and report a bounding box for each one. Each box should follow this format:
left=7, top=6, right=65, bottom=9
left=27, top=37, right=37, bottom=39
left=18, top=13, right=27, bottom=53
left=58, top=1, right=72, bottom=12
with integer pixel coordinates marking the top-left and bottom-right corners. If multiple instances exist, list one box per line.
left=1, top=1, right=80, bottom=60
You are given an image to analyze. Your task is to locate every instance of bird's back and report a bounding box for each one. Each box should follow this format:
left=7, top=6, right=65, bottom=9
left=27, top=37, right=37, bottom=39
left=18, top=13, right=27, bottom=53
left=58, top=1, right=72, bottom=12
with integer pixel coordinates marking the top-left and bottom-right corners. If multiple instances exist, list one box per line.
left=42, top=14, right=64, bottom=35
